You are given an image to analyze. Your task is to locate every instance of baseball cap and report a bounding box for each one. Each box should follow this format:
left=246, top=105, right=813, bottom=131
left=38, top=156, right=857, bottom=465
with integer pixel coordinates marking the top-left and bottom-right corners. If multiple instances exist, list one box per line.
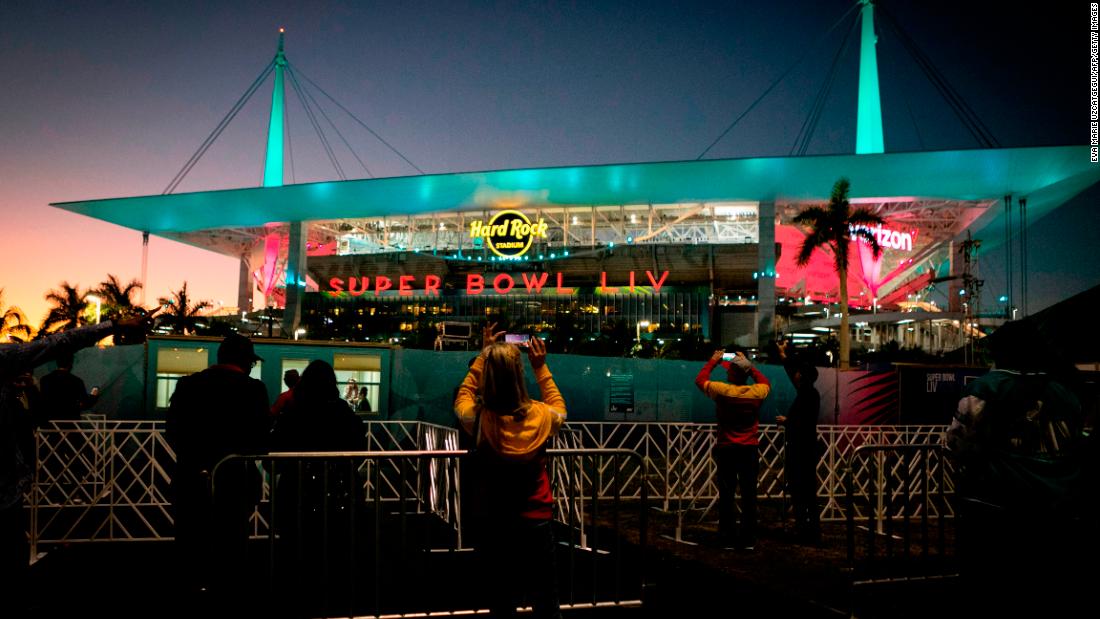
left=218, top=333, right=263, bottom=365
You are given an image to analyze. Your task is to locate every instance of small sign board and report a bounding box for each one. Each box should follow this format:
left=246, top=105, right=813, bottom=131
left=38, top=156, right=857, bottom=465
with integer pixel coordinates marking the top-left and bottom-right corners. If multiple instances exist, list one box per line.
left=608, top=373, right=635, bottom=414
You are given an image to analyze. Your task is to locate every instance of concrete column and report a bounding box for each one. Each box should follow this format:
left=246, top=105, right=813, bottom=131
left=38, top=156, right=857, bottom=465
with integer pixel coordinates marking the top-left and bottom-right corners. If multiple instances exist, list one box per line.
left=756, top=201, right=776, bottom=350
left=281, top=221, right=307, bottom=337
left=237, top=255, right=252, bottom=313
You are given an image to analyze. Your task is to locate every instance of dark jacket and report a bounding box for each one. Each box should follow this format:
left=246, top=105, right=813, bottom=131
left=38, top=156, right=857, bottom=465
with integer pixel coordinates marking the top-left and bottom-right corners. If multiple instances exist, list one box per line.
left=166, top=364, right=270, bottom=504
left=782, top=359, right=821, bottom=452
left=40, top=369, right=97, bottom=421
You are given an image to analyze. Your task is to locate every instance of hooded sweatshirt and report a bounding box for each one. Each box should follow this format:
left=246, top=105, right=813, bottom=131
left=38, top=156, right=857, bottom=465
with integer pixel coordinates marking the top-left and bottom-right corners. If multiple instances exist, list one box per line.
left=695, top=359, right=770, bottom=447
left=454, top=357, right=566, bottom=519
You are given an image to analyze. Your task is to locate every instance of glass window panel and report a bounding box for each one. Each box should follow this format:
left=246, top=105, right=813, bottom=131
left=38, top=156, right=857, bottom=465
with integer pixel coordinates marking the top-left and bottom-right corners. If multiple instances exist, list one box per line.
left=334, top=353, right=381, bottom=372
left=156, top=348, right=208, bottom=374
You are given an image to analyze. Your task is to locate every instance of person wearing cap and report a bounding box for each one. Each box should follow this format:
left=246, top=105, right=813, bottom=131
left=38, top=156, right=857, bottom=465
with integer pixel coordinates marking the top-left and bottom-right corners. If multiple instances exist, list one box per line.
left=695, top=347, right=771, bottom=551
left=166, top=333, right=270, bottom=596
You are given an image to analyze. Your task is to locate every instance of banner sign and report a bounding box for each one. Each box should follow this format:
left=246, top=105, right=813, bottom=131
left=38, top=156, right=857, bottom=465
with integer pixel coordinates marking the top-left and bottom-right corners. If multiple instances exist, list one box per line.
left=326, top=270, right=670, bottom=297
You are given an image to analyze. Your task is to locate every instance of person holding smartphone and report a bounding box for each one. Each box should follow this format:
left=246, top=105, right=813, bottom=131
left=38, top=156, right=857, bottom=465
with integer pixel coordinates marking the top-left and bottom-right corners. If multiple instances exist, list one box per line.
left=695, top=347, right=771, bottom=551
left=454, top=323, right=566, bottom=618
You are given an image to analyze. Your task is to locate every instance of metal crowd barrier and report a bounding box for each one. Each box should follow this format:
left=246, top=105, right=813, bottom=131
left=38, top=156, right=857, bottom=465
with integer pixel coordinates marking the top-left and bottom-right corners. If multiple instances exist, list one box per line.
left=563, top=422, right=955, bottom=523
left=844, top=443, right=955, bottom=585
left=28, top=420, right=956, bottom=556
left=210, top=448, right=649, bottom=618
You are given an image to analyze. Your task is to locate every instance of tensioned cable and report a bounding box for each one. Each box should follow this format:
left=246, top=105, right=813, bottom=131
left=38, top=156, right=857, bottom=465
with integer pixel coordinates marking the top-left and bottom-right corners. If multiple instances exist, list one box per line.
left=696, top=1, right=861, bottom=160
left=790, top=12, right=860, bottom=156
left=286, top=66, right=346, bottom=180
left=165, top=60, right=275, bottom=194
left=877, top=4, right=999, bottom=148
left=291, top=63, right=425, bottom=174
left=903, top=96, right=925, bottom=150
left=288, top=65, right=375, bottom=178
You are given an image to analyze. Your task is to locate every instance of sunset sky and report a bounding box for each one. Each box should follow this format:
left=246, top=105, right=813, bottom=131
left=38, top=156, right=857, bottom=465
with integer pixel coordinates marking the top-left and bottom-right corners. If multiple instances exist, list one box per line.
left=1, top=1, right=1093, bottom=328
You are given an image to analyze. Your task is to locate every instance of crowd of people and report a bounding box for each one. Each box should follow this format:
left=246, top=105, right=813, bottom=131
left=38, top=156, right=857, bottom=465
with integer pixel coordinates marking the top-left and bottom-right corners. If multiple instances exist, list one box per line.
left=3, top=313, right=1094, bottom=616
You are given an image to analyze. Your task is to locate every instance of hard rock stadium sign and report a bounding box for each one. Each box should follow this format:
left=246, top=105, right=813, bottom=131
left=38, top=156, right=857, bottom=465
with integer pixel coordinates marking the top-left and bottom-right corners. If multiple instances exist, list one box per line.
left=326, top=270, right=671, bottom=297
left=469, top=210, right=549, bottom=257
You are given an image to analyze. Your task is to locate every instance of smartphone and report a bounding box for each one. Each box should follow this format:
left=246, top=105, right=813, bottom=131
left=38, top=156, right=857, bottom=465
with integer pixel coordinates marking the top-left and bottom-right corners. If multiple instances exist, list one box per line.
left=504, top=333, right=531, bottom=345
left=721, top=352, right=737, bottom=361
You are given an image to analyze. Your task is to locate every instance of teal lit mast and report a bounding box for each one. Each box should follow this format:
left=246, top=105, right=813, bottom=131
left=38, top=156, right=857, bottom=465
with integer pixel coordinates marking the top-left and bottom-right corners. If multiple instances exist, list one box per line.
left=263, top=29, right=287, bottom=187
left=259, top=29, right=306, bottom=336
left=856, top=0, right=884, bottom=154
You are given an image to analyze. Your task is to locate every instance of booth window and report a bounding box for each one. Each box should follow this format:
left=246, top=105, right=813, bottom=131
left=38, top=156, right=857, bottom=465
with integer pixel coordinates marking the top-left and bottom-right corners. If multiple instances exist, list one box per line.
left=281, top=359, right=309, bottom=381
left=334, top=353, right=381, bottom=414
left=155, top=348, right=209, bottom=408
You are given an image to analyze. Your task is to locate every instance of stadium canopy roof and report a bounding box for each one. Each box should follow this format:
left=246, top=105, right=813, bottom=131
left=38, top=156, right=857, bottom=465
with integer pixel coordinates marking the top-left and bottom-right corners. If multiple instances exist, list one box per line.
left=53, top=145, right=1098, bottom=240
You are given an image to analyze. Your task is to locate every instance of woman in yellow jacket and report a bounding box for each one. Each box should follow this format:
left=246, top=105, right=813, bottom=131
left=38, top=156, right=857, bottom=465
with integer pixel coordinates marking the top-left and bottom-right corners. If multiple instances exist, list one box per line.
left=454, top=324, right=566, bottom=619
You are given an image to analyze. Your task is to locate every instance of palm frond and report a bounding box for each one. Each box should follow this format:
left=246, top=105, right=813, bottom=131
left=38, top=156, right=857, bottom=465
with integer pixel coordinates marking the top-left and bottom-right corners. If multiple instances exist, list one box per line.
left=796, top=228, right=831, bottom=266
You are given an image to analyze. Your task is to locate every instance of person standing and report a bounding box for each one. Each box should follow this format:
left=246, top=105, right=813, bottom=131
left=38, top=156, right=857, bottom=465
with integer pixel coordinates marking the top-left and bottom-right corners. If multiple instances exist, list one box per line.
left=454, top=326, right=566, bottom=619
left=166, top=333, right=269, bottom=597
left=945, top=320, right=1091, bottom=616
left=1, top=316, right=153, bottom=613
left=269, top=368, right=299, bottom=418
left=39, top=350, right=98, bottom=422
left=775, top=340, right=821, bottom=543
left=695, top=348, right=770, bottom=550
left=270, top=359, right=367, bottom=614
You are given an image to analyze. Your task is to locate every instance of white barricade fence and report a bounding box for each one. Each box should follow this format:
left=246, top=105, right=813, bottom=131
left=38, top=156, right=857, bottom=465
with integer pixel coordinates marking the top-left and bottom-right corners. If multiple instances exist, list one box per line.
left=28, top=420, right=954, bottom=555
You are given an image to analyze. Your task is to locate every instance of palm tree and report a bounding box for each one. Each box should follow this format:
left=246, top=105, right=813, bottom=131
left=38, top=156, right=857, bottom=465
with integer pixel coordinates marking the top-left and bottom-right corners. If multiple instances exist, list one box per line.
left=793, top=178, right=885, bottom=370
left=158, top=282, right=212, bottom=335
left=0, top=288, right=33, bottom=342
left=41, top=281, right=88, bottom=334
left=94, top=274, right=143, bottom=315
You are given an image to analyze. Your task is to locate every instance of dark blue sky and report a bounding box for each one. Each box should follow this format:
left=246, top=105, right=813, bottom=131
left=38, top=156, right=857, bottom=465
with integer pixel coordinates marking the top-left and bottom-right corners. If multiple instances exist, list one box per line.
left=0, top=0, right=1092, bottom=321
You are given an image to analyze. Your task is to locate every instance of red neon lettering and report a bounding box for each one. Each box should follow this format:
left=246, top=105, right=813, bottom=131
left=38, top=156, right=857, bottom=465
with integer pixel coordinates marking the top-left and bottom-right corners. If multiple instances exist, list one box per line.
left=493, top=273, right=515, bottom=294
left=629, top=271, right=635, bottom=293
left=328, top=277, right=345, bottom=296
left=600, top=272, right=619, bottom=293
left=424, top=275, right=441, bottom=296
left=375, top=276, right=393, bottom=296
left=521, top=272, right=548, bottom=293
left=555, top=272, right=574, bottom=294
left=399, top=275, right=415, bottom=296
left=467, top=274, right=485, bottom=295
left=349, top=277, right=368, bottom=297
left=646, top=270, right=668, bottom=293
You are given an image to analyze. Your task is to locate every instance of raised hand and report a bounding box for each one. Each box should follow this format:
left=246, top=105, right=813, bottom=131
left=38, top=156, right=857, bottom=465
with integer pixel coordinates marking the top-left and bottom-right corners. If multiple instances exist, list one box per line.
left=113, top=307, right=160, bottom=345
left=526, top=336, right=547, bottom=369
left=482, top=322, right=505, bottom=347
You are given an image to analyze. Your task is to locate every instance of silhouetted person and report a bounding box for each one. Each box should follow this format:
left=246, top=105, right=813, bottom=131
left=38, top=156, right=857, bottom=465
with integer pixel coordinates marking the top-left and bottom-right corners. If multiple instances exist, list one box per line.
left=270, top=359, right=367, bottom=615
left=40, top=349, right=98, bottom=422
left=695, top=348, right=770, bottom=550
left=166, top=334, right=269, bottom=598
left=775, top=340, right=821, bottom=543
left=945, top=320, right=1091, bottom=616
left=270, top=368, right=299, bottom=418
left=455, top=325, right=566, bottom=619
left=0, top=316, right=153, bottom=614
left=355, top=388, right=372, bottom=413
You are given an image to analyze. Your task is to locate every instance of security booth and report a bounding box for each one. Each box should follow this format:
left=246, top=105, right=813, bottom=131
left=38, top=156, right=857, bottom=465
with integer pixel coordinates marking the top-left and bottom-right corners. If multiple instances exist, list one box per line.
left=146, top=335, right=393, bottom=417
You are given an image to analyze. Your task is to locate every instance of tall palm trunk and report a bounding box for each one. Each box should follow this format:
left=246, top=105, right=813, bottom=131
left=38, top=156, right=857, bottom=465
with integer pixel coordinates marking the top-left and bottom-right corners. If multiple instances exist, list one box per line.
left=838, top=263, right=850, bottom=370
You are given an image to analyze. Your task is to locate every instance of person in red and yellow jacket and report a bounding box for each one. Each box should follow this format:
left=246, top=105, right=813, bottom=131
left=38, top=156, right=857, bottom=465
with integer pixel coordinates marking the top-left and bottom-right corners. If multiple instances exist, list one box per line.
left=454, top=324, right=566, bottom=619
left=695, top=348, right=770, bottom=550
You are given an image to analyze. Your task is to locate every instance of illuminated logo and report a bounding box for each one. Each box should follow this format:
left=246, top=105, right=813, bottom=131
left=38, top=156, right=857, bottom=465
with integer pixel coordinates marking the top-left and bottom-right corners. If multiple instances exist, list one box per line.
left=469, top=210, right=548, bottom=258
left=849, top=224, right=915, bottom=252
